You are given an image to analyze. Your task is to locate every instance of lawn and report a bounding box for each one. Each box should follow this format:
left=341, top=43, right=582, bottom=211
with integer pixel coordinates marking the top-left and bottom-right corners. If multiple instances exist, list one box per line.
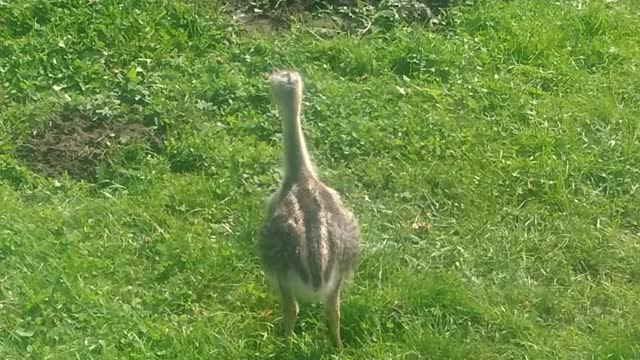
left=1, top=0, right=639, bottom=358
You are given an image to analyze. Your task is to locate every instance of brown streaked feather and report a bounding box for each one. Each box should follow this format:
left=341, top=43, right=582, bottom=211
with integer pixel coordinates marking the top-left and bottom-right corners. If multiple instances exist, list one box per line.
left=259, top=179, right=358, bottom=294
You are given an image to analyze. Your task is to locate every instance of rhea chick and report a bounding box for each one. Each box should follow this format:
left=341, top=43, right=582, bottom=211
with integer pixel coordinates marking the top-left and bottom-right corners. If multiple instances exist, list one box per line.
left=258, top=70, right=360, bottom=348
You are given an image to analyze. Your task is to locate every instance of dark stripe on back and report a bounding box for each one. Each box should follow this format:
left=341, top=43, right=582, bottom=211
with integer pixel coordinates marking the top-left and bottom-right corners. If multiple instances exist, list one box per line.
left=321, top=189, right=339, bottom=282
left=298, top=184, right=324, bottom=289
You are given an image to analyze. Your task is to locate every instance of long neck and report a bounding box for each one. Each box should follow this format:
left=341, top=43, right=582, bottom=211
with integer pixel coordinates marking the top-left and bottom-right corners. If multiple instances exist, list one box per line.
left=278, top=94, right=315, bottom=182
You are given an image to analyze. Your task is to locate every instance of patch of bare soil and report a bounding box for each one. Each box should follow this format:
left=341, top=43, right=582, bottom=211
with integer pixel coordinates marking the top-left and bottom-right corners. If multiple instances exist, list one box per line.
left=229, top=0, right=452, bottom=35
left=14, top=110, right=164, bottom=182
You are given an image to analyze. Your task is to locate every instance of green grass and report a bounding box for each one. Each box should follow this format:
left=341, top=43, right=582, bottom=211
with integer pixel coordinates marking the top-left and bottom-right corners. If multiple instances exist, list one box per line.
left=1, top=0, right=639, bottom=358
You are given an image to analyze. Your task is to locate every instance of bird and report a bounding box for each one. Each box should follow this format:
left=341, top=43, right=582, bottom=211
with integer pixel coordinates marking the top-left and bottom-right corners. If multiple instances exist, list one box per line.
left=257, top=69, right=360, bottom=349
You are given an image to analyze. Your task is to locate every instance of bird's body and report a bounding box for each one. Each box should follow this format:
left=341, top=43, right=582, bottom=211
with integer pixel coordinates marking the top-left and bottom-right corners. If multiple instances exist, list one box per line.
left=260, top=179, right=359, bottom=301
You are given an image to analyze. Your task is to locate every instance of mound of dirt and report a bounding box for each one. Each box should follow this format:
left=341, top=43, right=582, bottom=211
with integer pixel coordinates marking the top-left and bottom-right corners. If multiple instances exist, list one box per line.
left=14, top=110, right=164, bottom=182
left=230, top=0, right=452, bottom=33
